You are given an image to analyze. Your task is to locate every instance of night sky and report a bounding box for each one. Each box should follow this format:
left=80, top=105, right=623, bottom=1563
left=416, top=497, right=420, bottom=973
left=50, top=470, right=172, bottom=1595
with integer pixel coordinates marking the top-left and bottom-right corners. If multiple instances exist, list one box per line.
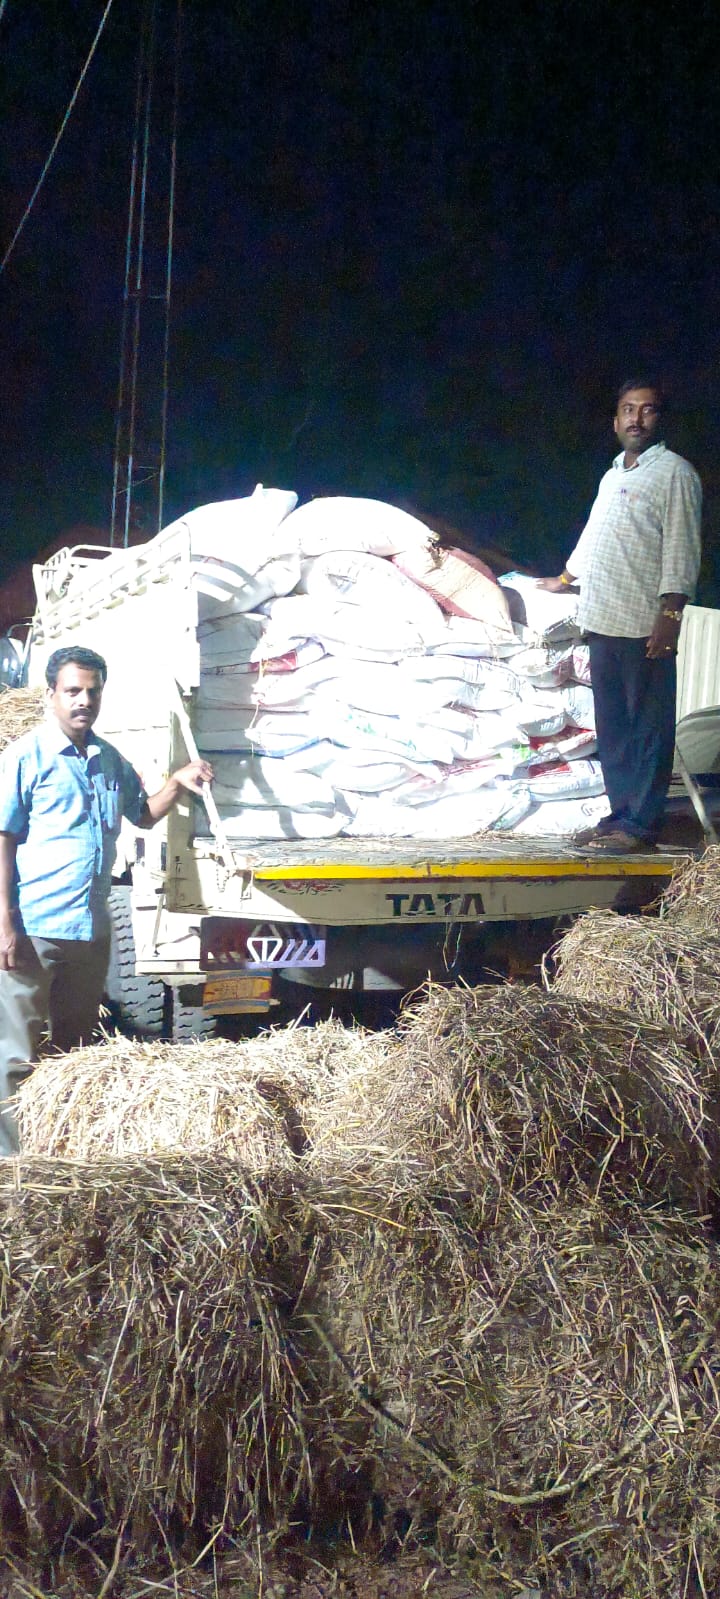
left=2, top=0, right=720, bottom=596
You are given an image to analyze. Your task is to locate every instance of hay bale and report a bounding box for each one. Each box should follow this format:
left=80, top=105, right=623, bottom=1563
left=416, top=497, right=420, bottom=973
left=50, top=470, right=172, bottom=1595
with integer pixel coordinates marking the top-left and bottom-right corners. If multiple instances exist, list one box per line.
left=0, top=1154, right=318, bottom=1561
left=301, top=1175, right=720, bottom=1597
left=308, top=984, right=713, bottom=1208
left=660, top=842, right=720, bottom=938
left=16, top=1021, right=358, bottom=1161
left=1, top=1151, right=719, bottom=1595
left=21, top=990, right=711, bottom=1209
left=549, top=906, right=720, bottom=1055
left=0, top=686, right=43, bottom=752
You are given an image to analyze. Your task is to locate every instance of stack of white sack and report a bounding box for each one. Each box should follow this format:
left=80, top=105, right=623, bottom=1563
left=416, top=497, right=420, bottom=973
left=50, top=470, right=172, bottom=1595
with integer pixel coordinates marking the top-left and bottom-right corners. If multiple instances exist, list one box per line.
left=185, top=492, right=609, bottom=840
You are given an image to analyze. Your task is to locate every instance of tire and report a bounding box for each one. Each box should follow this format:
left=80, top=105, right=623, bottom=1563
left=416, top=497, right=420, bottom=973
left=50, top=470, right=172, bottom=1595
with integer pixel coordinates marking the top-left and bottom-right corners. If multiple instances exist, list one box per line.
left=104, top=885, right=166, bottom=1037
left=169, top=983, right=217, bottom=1043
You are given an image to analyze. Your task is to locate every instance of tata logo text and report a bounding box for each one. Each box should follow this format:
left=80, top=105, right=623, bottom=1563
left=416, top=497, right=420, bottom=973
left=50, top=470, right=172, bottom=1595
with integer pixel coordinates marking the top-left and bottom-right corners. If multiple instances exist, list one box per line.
left=385, top=893, right=486, bottom=918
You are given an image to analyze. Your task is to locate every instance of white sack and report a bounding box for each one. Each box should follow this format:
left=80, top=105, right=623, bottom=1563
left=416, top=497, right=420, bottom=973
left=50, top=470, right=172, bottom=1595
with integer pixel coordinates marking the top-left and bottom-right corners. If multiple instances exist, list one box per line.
left=516, top=698, right=569, bottom=738
left=298, top=550, right=445, bottom=634
left=521, top=729, right=598, bottom=766
left=511, top=795, right=611, bottom=837
left=511, top=645, right=577, bottom=688
left=281, top=742, right=439, bottom=792
left=562, top=683, right=596, bottom=730
left=208, top=755, right=340, bottom=813
left=394, top=544, right=514, bottom=634
left=179, top=486, right=300, bottom=615
left=527, top=759, right=605, bottom=801
left=426, top=615, right=526, bottom=658
left=264, top=593, right=439, bottom=660
left=197, top=612, right=270, bottom=664
left=498, top=571, right=580, bottom=641
left=317, top=704, right=462, bottom=766
left=572, top=645, right=592, bottom=685
left=193, top=547, right=300, bottom=615
left=390, top=757, right=514, bottom=808
left=215, top=804, right=355, bottom=841
left=312, top=665, right=469, bottom=718
left=247, top=658, right=341, bottom=707
left=195, top=707, right=320, bottom=754
left=281, top=496, right=432, bottom=558
left=342, top=785, right=532, bottom=840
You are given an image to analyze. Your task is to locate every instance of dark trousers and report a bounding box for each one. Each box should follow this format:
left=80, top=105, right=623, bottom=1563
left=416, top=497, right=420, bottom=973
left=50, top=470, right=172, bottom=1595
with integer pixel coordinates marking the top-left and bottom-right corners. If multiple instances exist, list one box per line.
left=587, top=634, right=676, bottom=842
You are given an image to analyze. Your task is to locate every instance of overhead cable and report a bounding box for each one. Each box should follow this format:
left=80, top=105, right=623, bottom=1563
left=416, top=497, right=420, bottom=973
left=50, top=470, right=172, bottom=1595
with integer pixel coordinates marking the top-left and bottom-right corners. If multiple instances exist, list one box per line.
left=0, top=0, right=116, bottom=275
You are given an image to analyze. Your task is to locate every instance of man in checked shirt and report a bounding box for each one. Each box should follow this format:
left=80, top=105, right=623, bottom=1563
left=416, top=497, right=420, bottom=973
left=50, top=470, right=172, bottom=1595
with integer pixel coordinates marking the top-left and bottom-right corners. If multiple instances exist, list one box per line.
left=539, top=379, right=702, bottom=853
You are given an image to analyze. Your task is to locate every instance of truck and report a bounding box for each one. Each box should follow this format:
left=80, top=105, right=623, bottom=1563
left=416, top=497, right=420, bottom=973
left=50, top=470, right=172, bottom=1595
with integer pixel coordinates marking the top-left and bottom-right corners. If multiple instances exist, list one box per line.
left=24, top=517, right=720, bottom=1037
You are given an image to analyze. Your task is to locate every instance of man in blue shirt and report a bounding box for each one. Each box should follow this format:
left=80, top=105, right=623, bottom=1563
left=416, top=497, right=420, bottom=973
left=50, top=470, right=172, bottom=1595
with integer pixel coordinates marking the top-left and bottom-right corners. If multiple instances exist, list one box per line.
left=0, top=645, right=213, bottom=1155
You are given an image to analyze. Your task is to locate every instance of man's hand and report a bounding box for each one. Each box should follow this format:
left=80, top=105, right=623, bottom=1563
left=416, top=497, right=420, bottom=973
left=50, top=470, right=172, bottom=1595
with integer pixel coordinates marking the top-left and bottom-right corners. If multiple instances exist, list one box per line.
left=646, top=612, right=682, bottom=659
left=140, top=759, right=216, bottom=825
left=536, top=574, right=576, bottom=592
left=0, top=917, right=17, bottom=972
left=171, top=759, right=215, bottom=796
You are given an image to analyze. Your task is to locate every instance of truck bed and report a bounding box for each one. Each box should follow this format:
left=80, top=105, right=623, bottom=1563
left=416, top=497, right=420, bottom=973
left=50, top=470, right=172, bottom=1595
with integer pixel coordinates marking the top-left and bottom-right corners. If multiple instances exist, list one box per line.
left=217, top=832, right=690, bottom=880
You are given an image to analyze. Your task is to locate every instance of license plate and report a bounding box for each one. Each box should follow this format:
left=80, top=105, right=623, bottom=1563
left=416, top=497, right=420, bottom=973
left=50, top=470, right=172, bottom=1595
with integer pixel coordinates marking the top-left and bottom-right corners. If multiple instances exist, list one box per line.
left=202, top=974, right=273, bottom=1014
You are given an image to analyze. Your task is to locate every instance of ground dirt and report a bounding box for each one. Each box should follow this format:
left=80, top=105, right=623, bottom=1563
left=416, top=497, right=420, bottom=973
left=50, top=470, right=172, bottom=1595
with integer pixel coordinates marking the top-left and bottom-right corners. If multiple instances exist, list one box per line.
left=1, top=1546, right=515, bottom=1599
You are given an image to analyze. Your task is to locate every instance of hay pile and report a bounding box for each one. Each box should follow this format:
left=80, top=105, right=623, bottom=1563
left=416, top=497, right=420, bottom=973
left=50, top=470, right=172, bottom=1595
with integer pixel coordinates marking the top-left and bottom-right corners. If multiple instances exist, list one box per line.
left=19, top=991, right=713, bottom=1209
left=16, top=1024, right=360, bottom=1161
left=3, top=987, right=720, bottom=1595
left=308, top=984, right=713, bottom=1207
left=0, top=1155, right=319, bottom=1562
left=3, top=1156, right=718, bottom=1595
left=660, top=842, right=720, bottom=938
left=303, top=1179, right=720, bottom=1598
left=548, top=905, right=720, bottom=1054
left=0, top=685, right=43, bottom=751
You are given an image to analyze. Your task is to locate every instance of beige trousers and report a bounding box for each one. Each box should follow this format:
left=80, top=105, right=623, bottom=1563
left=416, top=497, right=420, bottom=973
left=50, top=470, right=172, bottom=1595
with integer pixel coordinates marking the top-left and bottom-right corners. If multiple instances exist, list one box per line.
left=0, top=934, right=110, bottom=1156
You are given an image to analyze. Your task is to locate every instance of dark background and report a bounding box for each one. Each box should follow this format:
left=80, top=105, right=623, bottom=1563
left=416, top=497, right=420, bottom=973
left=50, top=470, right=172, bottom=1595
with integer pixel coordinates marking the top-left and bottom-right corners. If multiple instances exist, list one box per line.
left=2, top=0, right=719, bottom=594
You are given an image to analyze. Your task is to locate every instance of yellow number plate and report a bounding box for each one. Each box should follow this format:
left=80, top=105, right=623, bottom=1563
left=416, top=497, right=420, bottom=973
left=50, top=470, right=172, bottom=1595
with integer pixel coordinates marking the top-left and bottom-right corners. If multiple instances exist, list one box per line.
left=203, top=974, right=273, bottom=1013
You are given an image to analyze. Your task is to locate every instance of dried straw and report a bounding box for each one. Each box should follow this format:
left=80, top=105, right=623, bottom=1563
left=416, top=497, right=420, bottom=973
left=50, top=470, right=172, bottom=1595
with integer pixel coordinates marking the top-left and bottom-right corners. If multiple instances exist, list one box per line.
left=0, top=1154, right=317, bottom=1563
left=3, top=993, right=720, bottom=1595
left=16, top=1019, right=361, bottom=1161
left=18, top=986, right=714, bottom=1208
left=0, top=686, right=44, bottom=752
left=299, top=1175, right=720, bottom=1597
left=660, top=841, right=720, bottom=938
left=548, top=906, right=720, bottom=1054
left=2, top=1155, right=719, bottom=1597
left=308, top=983, right=713, bottom=1208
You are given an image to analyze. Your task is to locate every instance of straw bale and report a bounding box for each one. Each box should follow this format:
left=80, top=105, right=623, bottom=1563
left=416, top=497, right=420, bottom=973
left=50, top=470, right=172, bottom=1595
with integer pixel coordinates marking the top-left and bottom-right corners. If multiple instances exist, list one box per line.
left=302, top=1176, right=720, bottom=1596
left=1, top=1153, right=719, bottom=1595
left=0, top=1154, right=319, bottom=1561
left=0, top=685, right=44, bottom=752
left=549, top=905, right=720, bottom=1054
left=660, top=841, right=720, bottom=938
left=309, top=983, right=713, bottom=1208
left=16, top=1020, right=359, bottom=1161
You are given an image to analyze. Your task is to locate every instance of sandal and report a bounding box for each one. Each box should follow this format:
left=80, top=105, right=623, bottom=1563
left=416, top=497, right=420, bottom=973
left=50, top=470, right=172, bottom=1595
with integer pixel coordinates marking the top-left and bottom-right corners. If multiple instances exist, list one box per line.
left=573, top=824, right=611, bottom=845
left=581, top=830, right=655, bottom=855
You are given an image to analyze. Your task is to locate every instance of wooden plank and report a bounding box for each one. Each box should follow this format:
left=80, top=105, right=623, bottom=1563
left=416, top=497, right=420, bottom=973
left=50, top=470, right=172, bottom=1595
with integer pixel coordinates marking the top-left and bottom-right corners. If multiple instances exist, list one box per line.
left=217, top=834, right=691, bottom=882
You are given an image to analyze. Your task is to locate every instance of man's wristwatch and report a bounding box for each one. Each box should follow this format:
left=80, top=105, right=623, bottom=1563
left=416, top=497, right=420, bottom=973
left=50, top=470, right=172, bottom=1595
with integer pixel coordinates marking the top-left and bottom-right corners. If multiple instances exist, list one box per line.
left=661, top=608, right=684, bottom=622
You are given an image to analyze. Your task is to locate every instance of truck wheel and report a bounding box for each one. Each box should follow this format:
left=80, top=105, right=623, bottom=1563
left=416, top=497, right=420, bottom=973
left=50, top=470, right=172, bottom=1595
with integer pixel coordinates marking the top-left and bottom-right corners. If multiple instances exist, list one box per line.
left=105, top=886, right=166, bottom=1038
left=169, top=984, right=217, bottom=1042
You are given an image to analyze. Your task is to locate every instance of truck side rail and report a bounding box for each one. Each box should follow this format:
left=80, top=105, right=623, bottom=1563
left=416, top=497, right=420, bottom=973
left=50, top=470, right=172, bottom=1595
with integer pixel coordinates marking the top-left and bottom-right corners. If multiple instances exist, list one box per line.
left=32, top=522, right=195, bottom=644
